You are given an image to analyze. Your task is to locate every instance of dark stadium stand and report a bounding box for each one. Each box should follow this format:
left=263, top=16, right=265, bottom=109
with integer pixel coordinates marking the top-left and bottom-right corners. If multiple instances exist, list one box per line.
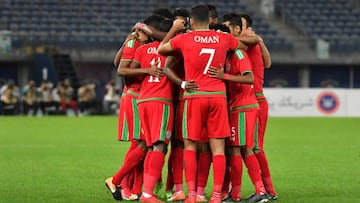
left=0, top=0, right=293, bottom=52
left=276, top=0, right=360, bottom=53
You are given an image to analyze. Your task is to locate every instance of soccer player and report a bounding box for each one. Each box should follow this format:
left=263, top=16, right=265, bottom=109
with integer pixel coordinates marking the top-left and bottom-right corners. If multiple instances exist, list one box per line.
left=206, top=4, right=219, bottom=26
left=210, top=13, right=269, bottom=203
left=158, top=5, right=250, bottom=203
left=164, top=7, right=190, bottom=202
left=105, top=15, right=164, bottom=201
left=238, top=13, right=277, bottom=200
left=131, top=19, right=176, bottom=203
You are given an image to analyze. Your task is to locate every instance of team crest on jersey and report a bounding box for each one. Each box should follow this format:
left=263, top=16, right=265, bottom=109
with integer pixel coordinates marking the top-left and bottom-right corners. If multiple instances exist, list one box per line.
left=166, top=131, right=172, bottom=139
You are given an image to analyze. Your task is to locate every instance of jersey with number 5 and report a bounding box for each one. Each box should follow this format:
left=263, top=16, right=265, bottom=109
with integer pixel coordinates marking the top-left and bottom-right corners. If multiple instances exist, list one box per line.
left=133, top=41, right=174, bottom=104
left=169, top=30, right=238, bottom=98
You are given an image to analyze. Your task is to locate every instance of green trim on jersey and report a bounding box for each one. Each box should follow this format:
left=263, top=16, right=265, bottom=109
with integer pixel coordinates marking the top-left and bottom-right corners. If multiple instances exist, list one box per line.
left=182, top=100, right=188, bottom=139
left=239, top=112, right=246, bottom=146
left=255, top=92, right=264, bottom=97
left=126, top=39, right=135, bottom=48
left=121, top=93, right=126, bottom=97
left=160, top=104, right=170, bottom=141
left=231, top=103, right=259, bottom=112
left=132, top=60, right=140, bottom=65
left=234, top=49, right=245, bottom=60
left=127, top=90, right=139, bottom=97
left=184, top=91, right=226, bottom=97
left=132, top=98, right=141, bottom=140
left=137, top=97, right=172, bottom=103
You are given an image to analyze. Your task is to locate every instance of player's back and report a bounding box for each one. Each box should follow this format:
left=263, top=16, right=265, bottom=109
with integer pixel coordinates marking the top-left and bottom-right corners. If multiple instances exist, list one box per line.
left=170, top=29, right=238, bottom=98
left=134, top=41, right=173, bottom=104
left=247, top=44, right=264, bottom=95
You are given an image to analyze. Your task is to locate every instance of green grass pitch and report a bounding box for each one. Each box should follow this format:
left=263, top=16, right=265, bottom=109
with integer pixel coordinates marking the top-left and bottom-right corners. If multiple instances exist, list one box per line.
left=0, top=116, right=359, bottom=203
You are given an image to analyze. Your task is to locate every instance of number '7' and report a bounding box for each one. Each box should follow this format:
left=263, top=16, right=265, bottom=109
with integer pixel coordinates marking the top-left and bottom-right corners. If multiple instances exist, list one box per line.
left=199, top=48, right=215, bottom=74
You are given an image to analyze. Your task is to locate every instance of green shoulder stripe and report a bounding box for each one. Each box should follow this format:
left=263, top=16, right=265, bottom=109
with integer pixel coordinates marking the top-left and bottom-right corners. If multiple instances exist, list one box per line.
left=126, top=39, right=135, bottom=48
left=234, top=49, right=245, bottom=60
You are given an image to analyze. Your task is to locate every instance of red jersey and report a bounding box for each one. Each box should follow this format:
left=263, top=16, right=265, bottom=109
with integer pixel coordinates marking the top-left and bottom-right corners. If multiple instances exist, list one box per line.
left=120, top=39, right=142, bottom=98
left=170, top=29, right=238, bottom=98
left=246, top=44, right=265, bottom=99
left=227, top=49, right=259, bottom=112
left=133, top=41, right=174, bottom=104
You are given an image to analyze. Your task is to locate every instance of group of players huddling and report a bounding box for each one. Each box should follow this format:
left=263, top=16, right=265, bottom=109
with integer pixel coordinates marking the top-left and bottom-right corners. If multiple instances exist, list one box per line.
left=105, top=4, right=277, bottom=203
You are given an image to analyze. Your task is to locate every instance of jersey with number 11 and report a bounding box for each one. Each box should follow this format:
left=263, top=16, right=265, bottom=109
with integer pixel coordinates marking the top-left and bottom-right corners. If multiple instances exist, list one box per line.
left=133, top=41, right=174, bottom=104
left=170, top=29, right=238, bottom=98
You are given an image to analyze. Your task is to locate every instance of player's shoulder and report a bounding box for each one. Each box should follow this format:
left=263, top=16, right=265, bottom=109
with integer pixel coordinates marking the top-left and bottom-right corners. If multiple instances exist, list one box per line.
left=233, top=49, right=249, bottom=60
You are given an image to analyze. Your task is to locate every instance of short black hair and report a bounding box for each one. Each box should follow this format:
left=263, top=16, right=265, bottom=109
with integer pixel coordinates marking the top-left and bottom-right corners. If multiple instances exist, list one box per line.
left=173, top=7, right=189, bottom=18
left=190, top=4, right=209, bottom=23
left=153, top=8, right=174, bottom=20
left=209, top=23, right=230, bottom=33
left=143, top=14, right=165, bottom=30
left=159, top=19, right=173, bottom=32
left=222, top=14, right=232, bottom=23
left=206, top=4, right=218, bottom=18
left=228, top=13, right=242, bottom=28
left=237, top=13, right=253, bottom=27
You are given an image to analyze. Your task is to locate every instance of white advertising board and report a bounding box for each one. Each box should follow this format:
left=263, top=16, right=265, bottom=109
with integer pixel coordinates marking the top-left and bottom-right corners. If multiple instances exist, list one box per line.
left=263, top=88, right=359, bottom=117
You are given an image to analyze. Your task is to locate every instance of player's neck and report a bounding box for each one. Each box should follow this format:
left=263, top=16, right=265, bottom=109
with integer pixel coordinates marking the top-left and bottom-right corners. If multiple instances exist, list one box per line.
left=193, top=24, right=209, bottom=31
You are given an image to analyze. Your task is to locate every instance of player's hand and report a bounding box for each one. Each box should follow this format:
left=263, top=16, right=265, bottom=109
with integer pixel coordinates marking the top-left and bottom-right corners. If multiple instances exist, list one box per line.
left=172, top=18, right=187, bottom=32
left=147, top=61, right=164, bottom=77
left=208, top=65, right=225, bottom=80
left=184, top=80, right=199, bottom=92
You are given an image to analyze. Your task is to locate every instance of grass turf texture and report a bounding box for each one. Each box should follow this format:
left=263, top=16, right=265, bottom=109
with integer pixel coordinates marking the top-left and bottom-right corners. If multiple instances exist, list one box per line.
left=0, top=117, right=359, bottom=203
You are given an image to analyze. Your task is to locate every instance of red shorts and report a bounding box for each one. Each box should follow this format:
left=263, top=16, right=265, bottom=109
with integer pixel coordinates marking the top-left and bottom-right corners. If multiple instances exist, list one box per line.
left=255, top=100, right=268, bottom=150
left=117, top=96, right=129, bottom=141
left=138, top=102, right=174, bottom=147
left=228, top=110, right=259, bottom=148
left=124, top=95, right=141, bottom=140
left=183, top=97, right=230, bottom=141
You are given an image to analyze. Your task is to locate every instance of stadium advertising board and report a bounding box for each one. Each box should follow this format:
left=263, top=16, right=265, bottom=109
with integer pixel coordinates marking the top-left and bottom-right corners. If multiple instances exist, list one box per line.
left=264, top=88, right=360, bottom=117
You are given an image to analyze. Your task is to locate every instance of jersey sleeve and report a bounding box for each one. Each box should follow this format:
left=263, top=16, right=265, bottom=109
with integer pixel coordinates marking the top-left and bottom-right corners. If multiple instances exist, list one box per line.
left=169, top=34, right=184, bottom=51
left=234, top=49, right=252, bottom=75
left=120, top=39, right=137, bottom=61
left=132, top=46, right=143, bottom=65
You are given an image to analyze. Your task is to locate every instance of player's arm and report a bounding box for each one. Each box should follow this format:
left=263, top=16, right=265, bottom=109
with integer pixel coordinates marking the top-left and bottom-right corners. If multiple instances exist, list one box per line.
left=208, top=65, right=254, bottom=84
left=158, top=19, right=186, bottom=56
left=118, top=61, right=162, bottom=77
left=132, top=23, right=167, bottom=41
left=258, top=36, right=272, bottom=69
left=163, top=56, right=199, bottom=92
left=114, top=34, right=136, bottom=67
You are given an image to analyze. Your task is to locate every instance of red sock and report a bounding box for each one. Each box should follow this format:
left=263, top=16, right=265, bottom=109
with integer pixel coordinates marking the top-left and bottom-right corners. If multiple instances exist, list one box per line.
left=112, top=147, right=145, bottom=185
left=184, top=150, right=197, bottom=196
left=166, top=149, right=174, bottom=191
left=143, top=151, right=165, bottom=195
left=143, top=151, right=152, bottom=183
left=197, top=151, right=211, bottom=188
left=124, top=141, right=138, bottom=160
left=172, top=147, right=183, bottom=185
left=244, top=154, right=266, bottom=194
left=132, top=163, right=143, bottom=194
left=222, top=165, right=230, bottom=193
left=212, top=155, right=226, bottom=194
left=230, top=155, right=243, bottom=199
left=256, top=151, right=276, bottom=194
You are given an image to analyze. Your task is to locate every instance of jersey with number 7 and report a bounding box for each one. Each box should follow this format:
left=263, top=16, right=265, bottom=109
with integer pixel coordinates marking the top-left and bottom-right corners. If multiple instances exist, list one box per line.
left=169, top=30, right=238, bottom=98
